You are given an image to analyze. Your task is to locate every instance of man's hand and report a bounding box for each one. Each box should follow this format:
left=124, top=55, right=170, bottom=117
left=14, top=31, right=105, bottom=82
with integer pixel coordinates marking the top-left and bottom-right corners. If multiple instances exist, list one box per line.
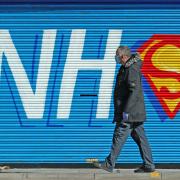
left=122, top=112, right=129, bottom=121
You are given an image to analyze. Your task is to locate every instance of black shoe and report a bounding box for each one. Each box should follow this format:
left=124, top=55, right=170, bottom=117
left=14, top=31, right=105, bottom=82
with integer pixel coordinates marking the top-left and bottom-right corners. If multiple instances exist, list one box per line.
left=134, top=166, right=155, bottom=173
left=93, top=162, right=113, bottom=173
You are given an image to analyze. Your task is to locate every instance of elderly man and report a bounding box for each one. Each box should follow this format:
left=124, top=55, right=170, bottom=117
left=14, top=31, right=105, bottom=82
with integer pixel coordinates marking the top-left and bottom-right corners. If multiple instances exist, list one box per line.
left=94, top=46, right=155, bottom=173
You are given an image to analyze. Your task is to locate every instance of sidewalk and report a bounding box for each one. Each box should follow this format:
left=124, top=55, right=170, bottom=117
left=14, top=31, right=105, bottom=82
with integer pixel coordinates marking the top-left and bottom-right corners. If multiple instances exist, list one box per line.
left=0, top=168, right=180, bottom=180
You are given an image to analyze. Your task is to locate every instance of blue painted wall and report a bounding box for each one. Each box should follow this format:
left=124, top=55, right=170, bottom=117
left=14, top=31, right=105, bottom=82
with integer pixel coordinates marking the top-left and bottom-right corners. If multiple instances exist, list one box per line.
left=0, top=4, right=179, bottom=164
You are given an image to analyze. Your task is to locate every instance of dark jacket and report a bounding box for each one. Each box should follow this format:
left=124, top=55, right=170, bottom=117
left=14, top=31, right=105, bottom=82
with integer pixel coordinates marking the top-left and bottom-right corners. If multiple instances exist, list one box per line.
left=113, top=53, right=146, bottom=123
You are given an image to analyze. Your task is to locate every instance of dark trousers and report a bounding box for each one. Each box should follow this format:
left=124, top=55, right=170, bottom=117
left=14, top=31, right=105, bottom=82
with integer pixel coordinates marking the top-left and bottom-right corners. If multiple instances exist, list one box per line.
left=105, top=122, right=155, bottom=170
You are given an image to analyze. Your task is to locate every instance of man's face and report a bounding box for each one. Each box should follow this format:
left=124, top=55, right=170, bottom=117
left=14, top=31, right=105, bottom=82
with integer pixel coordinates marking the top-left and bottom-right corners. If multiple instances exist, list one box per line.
left=115, top=49, right=124, bottom=64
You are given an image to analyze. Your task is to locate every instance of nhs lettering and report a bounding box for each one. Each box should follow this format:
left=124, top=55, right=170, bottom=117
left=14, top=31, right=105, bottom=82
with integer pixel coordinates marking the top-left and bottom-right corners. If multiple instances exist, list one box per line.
left=0, top=29, right=122, bottom=122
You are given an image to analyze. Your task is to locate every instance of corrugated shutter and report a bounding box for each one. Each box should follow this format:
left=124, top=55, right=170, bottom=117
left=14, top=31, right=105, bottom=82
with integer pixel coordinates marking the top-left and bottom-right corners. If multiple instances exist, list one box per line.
left=0, top=4, right=179, bottom=164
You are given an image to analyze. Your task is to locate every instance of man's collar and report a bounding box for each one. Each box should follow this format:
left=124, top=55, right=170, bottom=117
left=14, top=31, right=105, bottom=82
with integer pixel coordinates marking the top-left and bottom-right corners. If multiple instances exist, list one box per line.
left=123, top=56, right=132, bottom=67
left=123, top=54, right=138, bottom=68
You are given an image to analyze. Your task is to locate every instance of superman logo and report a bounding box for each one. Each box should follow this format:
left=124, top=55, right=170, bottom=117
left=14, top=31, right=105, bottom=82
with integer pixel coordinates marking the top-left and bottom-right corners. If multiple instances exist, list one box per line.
left=138, top=35, right=180, bottom=119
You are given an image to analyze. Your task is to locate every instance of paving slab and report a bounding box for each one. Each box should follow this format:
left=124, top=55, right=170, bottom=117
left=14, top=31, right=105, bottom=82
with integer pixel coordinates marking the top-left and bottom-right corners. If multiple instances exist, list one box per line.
left=0, top=168, right=179, bottom=180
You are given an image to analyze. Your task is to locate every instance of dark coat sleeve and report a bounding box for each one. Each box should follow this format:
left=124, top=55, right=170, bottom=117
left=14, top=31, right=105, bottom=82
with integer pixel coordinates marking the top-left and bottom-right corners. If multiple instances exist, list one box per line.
left=123, top=65, right=139, bottom=113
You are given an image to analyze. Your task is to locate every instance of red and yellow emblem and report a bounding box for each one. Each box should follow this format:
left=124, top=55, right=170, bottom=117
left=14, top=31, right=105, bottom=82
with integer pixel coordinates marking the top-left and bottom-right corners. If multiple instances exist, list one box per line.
left=138, top=35, right=180, bottom=119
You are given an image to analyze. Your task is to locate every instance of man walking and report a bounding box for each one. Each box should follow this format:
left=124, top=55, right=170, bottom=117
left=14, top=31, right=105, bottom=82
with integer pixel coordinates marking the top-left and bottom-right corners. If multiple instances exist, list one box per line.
left=93, top=46, right=155, bottom=173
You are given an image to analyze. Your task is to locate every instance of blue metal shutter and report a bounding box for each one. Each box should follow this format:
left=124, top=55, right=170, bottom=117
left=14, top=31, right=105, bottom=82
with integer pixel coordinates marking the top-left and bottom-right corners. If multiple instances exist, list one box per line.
left=0, top=4, right=179, bottom=164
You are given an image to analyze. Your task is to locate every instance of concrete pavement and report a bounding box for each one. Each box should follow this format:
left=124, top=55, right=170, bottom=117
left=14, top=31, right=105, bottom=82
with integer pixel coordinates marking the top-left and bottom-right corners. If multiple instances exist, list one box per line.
left=0, top=168, right=180, bottom=180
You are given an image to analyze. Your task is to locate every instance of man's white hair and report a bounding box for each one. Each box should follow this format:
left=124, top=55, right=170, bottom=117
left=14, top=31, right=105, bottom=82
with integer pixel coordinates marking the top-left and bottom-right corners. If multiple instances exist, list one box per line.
left=118, top=46, right=131, bottom=57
